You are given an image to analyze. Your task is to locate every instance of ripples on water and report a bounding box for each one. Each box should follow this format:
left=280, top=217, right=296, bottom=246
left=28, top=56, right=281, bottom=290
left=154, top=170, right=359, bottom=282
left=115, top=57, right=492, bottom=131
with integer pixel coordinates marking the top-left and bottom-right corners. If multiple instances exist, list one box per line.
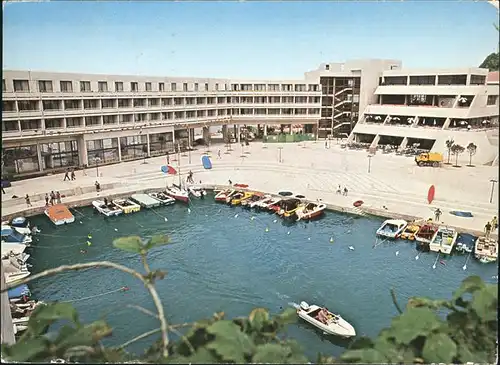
left=28, top=196, right=497, bottom=359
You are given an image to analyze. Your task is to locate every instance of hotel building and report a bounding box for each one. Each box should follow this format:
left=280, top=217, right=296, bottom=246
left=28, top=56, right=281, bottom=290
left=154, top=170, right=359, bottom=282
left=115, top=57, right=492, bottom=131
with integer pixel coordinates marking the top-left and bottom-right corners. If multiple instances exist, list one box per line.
left=2, top=59, right=498, bottom=179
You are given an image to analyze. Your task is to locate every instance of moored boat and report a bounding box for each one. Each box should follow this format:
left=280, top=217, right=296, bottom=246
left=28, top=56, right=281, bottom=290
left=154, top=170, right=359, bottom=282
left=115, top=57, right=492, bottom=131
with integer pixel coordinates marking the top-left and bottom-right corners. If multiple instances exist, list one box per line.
left=429, top=226, right=458, bottom=255
left=376, top=219, right=408, bottom=239
left=267, top=198, right=285, bottom=213
left=1, top=242, right=27, bottom=257
left=187, top=186, right=207, bottom=198
left=474, top=236, right=498, bottom=263
left=148, top=192, right=176, bottom=205
left=112, top=199, right=141, bottom=214
left=296, top=301, right=356, bottom=338
left=5, top=270, right=31, bottom=285
left=454, top=233, right=476, bottom=254
left=296, top=202, right=326, bottom=221
left=165, top=185, right=190, bottom=203
left=8, top=217, right=32, bottom=236
left=230, top=191, right=254, bottom=206
left=243, top=193, right=266, bottom=208
left=226, top=191, right=244, bottom=205
left=254, top=196, right=277, bottom=210
left=45, top=205, right=75, bottom=226
left=92, top=200, right=123, bottom=216
left=399, top=223, right=420, bottom=241
left=279, top=199, right=304, bottom=220
left=1, top=226, right=32, bottom=246
left=415, top=223, right=438, bottom=251
left=214, top=189, right=236, bottom=202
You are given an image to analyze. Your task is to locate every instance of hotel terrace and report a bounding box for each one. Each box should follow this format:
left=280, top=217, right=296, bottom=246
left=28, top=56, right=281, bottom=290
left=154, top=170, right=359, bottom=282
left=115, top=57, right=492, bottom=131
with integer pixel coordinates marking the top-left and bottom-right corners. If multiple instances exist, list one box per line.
left=1, top=59, right=499, bottom=179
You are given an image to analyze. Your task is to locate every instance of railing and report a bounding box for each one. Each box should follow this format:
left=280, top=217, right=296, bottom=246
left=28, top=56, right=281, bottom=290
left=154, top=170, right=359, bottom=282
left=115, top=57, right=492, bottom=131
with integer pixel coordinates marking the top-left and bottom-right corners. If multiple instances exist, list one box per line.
left=334, top=87, right=352, bottom=96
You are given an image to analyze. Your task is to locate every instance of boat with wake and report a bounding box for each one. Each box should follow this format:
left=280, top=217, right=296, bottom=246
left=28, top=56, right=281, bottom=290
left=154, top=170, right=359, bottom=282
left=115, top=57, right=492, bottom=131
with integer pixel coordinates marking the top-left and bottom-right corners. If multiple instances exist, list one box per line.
left=112, top=199, right=141, bottom=214
left=376, top=219, right=407, bottom=239
left=148, top=192, right=176, bottom=205
left=429, top=226, right=458, bottom=255
left=295, top=301, right=356, bottom=338
left=474, top=237, right=498, bottom=263
left=92, top=200, right=123, bottom=216
left=214, top=189, right=236, bottom=202
left=296, top=202, right=326, bottom=221
left=165, top=185, right=190, bottom=203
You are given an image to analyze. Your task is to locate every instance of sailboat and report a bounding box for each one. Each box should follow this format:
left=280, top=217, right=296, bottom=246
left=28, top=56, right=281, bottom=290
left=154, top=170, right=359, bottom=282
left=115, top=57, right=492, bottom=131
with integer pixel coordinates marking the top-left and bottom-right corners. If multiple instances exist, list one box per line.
left=164, top=144, right=190, bottom=204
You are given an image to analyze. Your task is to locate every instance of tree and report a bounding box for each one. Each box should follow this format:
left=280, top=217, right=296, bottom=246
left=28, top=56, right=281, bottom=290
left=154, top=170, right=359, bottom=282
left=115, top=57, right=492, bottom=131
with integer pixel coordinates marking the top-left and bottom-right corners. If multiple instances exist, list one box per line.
left=451, top=144, right=465, bottom=167
left=445, top=139, right=455, bottom=164
left=466, top=142, right=478, bottom=166
left=480, top=52, right=499, bottom=70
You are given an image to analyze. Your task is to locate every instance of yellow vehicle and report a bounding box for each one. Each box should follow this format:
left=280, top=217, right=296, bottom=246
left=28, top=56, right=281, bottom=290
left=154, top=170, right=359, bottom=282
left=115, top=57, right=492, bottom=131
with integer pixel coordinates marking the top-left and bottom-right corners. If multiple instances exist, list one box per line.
left=415, top=152, right=443, bottom=167
left=231, top=191, right=254, bottom=206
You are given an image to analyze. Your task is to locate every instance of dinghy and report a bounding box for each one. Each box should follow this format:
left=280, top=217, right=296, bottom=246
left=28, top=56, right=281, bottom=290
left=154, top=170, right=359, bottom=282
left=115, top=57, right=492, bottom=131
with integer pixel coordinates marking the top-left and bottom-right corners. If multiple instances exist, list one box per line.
left=230, top=191, right=254, bottom=206
left=5, top=270, right=31, bottom=284
left=296, top=202, right=326, bottom=221
left=399, top=223, right=420, bottom=240
left=112, top=199, right=141, bottom=214
left=296, top=301, right=356, bottom=338
left=376, top=219, right=407, bottom=239
left=226, top=191, right=244, bottom=205
left=279, top=199, right=304, bottom=220
left=45, top=205, right=75, bottom=225
left=187, top=186, right=206, bottom=199
left=429, top=226, right=458, bottom=255
left=474, top=236, right=498, bottom=263
left=255, top=196, right=279, bottom=210
left=148, top=192, right=176, bottom=205
left=214, top=189, right=235, bottom=202
left=92, top=200, right=123, bottom=216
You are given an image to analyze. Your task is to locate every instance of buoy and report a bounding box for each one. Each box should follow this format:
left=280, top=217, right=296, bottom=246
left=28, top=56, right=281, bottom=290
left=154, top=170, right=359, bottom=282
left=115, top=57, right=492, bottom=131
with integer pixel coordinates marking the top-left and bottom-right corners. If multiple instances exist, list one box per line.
left=395, top=251, right=399, bottom=256
left=251, top=217, right=255, bottom=220
left=188, top=208, right=191, bottom=214
left=308, top=237, right=311, bottom=241
left=265, top=228, right=269, bottom=232
left=234, top=214, right=239, bottom=218
left=79, top=221, right=83, bottom=224
left=287, top=231, right=290, bottom=235
left=114, top=228, right=118, bottom=231
left=87, top=241, right=92, bottom=246
left=349, top=246, right=355, bottom=250
left=164, top=217, right=168, bottom=222
left=87, top=234, right=92, bottom=239
left=330, top=237, right=334, bottom=243
left=273, top=219, right=277, bottom=223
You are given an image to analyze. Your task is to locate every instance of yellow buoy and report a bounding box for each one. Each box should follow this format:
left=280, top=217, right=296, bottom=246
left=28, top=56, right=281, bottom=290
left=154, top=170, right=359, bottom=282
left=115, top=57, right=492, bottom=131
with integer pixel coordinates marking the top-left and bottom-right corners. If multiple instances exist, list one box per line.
left=87, top=241, right=92, bottom=246
left=87, top=234, right=92, bottom=239
left=265, top=228, right=269, bottom=232
left=330, top=237, right=334, bottom=243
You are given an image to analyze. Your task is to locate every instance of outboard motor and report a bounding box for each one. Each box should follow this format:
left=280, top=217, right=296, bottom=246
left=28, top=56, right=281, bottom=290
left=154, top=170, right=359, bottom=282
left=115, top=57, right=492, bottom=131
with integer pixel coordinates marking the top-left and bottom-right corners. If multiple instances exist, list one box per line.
left=300, top=301, right=310, bottom=311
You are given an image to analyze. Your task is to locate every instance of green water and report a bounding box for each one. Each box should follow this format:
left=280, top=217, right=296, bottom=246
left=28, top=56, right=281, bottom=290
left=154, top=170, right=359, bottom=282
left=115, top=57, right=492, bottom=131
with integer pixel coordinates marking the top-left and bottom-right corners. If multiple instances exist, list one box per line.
left=26, top=197, right=497, bottom=359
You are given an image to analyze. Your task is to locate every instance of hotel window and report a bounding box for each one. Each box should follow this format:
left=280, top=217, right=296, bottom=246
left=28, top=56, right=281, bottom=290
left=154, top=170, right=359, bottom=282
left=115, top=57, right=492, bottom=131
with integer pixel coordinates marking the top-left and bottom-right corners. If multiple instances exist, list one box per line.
left=87, top=138, right=119, bottom=164
left=85, top=116, right=101, bottom=126
left=241, top=84, right=252, bottom=91
left=41, top=141, right=78, bottom=169
left=294, top=84, right=306, bottom=92
left=254, top=84, right=266, bottom=91
left=83, top=99, right=99, bottom=109
left=2, top=79, right=6, bottom=92
left=149, top=98, right=159, bottom=107
left=103, top=115, right=116, bottom=124
left=80, top=81, right=91, bottom=92
left=384, top=76, right=407, bottom=86
left=145, top=82, right=152, bottom=91
left=115, top=82, right=124, bottom=92
left=193, top=83, right=198, bottom=92
left=60, top=81, right=73, bottom=92
left=38, top=80, right=53, bottom=92
left=3, top=101, right=16, bottom=112
left=18, top=100, right=39, bottom=111
left=282, top=84, right=292, bottom=92
left=215, top=83, right=219, bottom=91
left=2, top=145, right=40, bottom=174
left=43, top=100, right=62, bottom=111
left=101, top=99, right=115, bottom=108
left=159, top=82, right=165, bottom=92
left=66, top=117, right=83, bottom=128
left=409, top=76, right=435, bottom=86
left=133, top=98, right=146, bottom=107
left=231, top=84, right=240, bottom=91
left=268, top=84, right=280, bottom=92
left=21, top=119, right=41, bottom=130
left=470, top=75, right=486, bottom=85
left=487, top=95, right=498, bottom=105
left=308, top=84, right=319, bottom=92
left=98, top=81, right=108, bottom=92
left=44, top=119, right=64, bottom=129
left=205, top=83, right=209, bottom=91
left=131, top=82, right=139, bottom=92
left=183, top=83, right=188, bottom=92
left=171, top=83, right=177, bottom=91
left=64, top=100, right=81, bottom=110
left=13, top=79, right=30, bottom=92
left=437, top=75, right=467, bottom=85
left=118, top=99, right=130, bottom=108
left=3, top=121, right=19, bottom=131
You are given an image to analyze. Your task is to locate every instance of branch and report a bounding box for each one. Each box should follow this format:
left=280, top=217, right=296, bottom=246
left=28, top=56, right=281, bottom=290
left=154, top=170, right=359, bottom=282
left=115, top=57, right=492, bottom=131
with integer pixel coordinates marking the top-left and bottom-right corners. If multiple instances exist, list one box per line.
left=127, top=304, right=159, bottom=319
left=119, top=328, right=161, bottom=349
left=390, top=288, right=403, bottom=314
left=2, top=261, right=170, bottom=358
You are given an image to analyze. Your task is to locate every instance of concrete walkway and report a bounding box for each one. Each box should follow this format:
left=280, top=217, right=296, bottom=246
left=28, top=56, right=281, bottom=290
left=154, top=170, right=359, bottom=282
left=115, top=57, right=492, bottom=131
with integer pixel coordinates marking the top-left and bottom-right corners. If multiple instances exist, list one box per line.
left=2, top=141, right=498, bottom=235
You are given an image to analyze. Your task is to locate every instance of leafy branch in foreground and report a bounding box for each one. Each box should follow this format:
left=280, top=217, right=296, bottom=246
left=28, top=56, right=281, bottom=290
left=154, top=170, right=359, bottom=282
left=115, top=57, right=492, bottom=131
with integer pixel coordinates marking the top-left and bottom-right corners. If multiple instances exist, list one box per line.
left=1, top=234, right=497, bottom=364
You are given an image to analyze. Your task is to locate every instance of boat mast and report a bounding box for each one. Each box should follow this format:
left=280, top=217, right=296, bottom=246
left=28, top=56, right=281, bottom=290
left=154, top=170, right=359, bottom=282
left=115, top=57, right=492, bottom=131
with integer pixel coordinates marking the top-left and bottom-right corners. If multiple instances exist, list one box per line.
left=177, top=142, right=182, bottom=188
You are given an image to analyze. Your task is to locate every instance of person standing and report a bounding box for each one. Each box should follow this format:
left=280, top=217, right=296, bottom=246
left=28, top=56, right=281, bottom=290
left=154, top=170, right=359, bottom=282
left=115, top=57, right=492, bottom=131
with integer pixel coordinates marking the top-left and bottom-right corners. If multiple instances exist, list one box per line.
left=63, top=168, right=70, bottom=181
left=56, top=191, right=62, bottom=204
left=70, top=168, right=76, bottom=181
left=95, top=181, right=101, bottom=193
left=45, top=193, right=49, bottom=207
left=434, top=208, right=442, bottom=222
left=50, top=191, right=56, bottom=205
left=491, top=216, right=498, bottom=231
left=166, top=152, right=170, bottom=165
left=217, top=149, right=221, bottom=159
left=25, top=194, right=32, bottom=207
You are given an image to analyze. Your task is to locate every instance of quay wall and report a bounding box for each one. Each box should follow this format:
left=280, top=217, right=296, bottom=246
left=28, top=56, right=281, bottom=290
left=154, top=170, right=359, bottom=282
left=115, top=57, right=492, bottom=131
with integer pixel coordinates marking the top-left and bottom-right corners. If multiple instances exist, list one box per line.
left=1, top=261, right=16, bottom=346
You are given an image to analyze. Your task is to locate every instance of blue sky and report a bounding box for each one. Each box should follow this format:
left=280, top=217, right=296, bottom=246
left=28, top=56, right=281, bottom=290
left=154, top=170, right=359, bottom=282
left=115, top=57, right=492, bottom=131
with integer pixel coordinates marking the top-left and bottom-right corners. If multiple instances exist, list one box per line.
left=3, top=1, right=499, bottom=79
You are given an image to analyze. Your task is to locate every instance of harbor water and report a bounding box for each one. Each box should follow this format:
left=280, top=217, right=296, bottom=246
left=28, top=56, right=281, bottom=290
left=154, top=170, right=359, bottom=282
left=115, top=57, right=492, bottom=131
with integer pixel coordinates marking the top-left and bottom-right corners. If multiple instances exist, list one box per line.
left=27, top=197, right=497, bottom=359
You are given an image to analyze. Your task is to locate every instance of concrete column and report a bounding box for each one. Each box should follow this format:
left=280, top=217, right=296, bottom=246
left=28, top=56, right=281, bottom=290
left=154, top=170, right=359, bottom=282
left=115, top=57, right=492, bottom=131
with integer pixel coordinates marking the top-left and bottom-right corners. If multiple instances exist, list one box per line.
left=146, top=133, right=151, bottom=157
left=233, top=124, right=237, bottom=138
left=312, top=122, right=318, bottom=141
left=36, top=143, right=43, bottom=172
left=203, top=126, right=210, bottom=145
left=442, top=117, right=451, bottom=130
left=399, top=137, right=408, bottom=150
left=1, top=261, right=16, bottom=346
left=289, top=124, right=293, bottom=135
left=236, top=125, right=241, bottom=143
left=257, top=124, right=261, bottom=137
left=172, top=130, right=176, bottom=145
left=117, top=138, right=122, bottom=161
left=370, top=135, right=381, bottom=149
left=77, top=136, right=88, bottom=166
left=263, top=124, right=268, bottom=136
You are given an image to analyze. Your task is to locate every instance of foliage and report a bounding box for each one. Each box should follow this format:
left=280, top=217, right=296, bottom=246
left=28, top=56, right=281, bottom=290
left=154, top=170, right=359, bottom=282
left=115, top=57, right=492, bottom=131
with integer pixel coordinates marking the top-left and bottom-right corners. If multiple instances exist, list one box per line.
left=466, top=142, right=478, bottom=166
left=450, top=144, right=465, bottom=167
left=445, top=138, right=455, bottom=164
left=480, top=52, right=499, bottom=71
left=1, top=235, right=497, bottom=364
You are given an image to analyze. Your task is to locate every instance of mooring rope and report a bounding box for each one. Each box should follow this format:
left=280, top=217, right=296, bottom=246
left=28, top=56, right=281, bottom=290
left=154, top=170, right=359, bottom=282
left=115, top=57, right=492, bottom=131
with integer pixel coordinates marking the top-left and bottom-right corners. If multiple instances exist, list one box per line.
left=62, top=286, right=129, bottom=303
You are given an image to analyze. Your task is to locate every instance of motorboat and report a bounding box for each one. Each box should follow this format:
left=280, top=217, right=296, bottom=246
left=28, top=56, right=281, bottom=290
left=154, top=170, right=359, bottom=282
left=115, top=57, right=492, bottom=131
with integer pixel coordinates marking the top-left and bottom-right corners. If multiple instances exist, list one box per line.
left=399, top=223, right=421, bottom=241
left=429, top=226, right=458, bottom=255
left=243, top=193, right=266, bottom=208
left=230, top=191, right=254, bottom=206
left=254, top=196, right=279, bottom=211
left=112, top=199, right=141, bottom=214
left=8, top=217, right=32, bottom=236
left=415, top=223, right=438, bottom=251
left=214, top=189, right=236, bottom=202
left=148, top=192, right=176, bottom=205
left=296, top=202, right=326, bottom=221
left=5, top=270, right=31, bottom=284
left=1, top=243, right=27, bottom=257
left=376, top=219, right=408, bottom=239
left=296, top=301, right=356, bottom=338
left=8, top=284, right=31, bottom=303
left=187, top=186, right=207, bottom=199
left=92, top=200, right=123, bottom=217
left=45, top=205, right=75, bottom=225
left=278, top=199, right=304, bottom=219
left=226, top=191, right=244, bottom=205
left=266, top=198, right=285, bottom=213
left=474, top=237, right=498, bottom=263
left=1, top=251, right=30, bottom=264
left=165, top=185, right=190, bottom=204
left=454, top=233, right=476, bottom=254
left=1, top=226, right=32, bottom=246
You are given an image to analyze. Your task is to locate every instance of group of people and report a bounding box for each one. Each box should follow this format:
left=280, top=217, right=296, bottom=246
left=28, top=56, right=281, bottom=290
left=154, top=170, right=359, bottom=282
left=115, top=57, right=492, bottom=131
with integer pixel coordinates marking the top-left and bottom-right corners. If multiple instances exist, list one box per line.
left=24, top=190, right=63, bottom=208
left=336, top=185, right=349, bottom=196
left=484, top=216, right=497, bottom=238
left=63, top=168, right=77, bottom=181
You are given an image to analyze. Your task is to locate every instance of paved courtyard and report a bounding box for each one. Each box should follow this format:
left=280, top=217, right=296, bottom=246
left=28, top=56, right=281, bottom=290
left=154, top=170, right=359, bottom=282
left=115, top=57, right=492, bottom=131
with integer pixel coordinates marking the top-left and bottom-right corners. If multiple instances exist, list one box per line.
left=2, top=140, right=498, bottom=235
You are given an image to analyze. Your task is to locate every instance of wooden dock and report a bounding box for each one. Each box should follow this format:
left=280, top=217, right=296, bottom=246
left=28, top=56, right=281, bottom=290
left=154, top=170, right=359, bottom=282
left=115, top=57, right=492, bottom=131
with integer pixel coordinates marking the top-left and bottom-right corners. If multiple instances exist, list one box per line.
left=130, top=193, right=161, bottom=208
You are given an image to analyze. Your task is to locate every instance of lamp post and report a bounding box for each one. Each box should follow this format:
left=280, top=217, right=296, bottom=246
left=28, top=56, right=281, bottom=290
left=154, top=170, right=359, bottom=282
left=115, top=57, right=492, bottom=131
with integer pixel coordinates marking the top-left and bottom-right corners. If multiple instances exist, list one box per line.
left=93, top=156, right=101, bottom=177
left=489, top=179, right=497, bottom=203
left=367, top=154, right=373, bottom=173
left=278, top=147, right=283, bottom=163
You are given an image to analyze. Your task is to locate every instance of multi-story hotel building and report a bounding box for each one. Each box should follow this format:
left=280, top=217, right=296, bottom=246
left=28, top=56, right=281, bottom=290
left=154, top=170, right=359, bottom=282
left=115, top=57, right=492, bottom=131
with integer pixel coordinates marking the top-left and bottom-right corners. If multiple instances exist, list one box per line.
left=2, top=59, right=498, bottom=179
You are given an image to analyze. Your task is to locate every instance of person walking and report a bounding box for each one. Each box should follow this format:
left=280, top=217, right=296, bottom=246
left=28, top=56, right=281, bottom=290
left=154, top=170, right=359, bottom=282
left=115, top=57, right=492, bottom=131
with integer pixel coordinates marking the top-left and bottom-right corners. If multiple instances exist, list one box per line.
left=485, top=221, right=492, bottom=238
left=56, top=191, right=62, bottom=204
left=44, top=193, right=49, bottom=207
left=63, top=168, right=70, bottom=181
left=434, top=208, right=442, bottom=222
left=491, top=216, right=498, bottom=231
left=25, top=194, right=32, bottom=207
left=217, top=149, right=221, bottom=159
left=1, top=186, right=5, bottom=194
left=70, top=168, right=76, bottom=181
left=343, top=187, right=348, bottom=196
left=95, top=181, right=101, bottom=193
left=50, top=191, right=56, bottom=205
left=166, top=152, right=170, bottom=165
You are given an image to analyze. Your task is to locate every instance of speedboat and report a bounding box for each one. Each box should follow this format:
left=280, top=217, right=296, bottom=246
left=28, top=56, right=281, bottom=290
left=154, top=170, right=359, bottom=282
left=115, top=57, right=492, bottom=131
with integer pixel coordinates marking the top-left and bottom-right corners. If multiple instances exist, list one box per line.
left=92, top=200, right=123, bottom=216
left=165, top=185, right=190, bottom=204
left=243, top=193, right=266, bottom=208
left=254, top=196, right=278, bottom=211
left=226, top=191, right=244, bottom=205
left=474, top=236, right=498, bottom=263
left=429, top=226, right=458, bottom=255
left=454, top=233, right=476, bottom=254
left=112, top=199, right=141, bottom=214
left=415, top=223, right=438, bottom=251
left=278, top=199, right=304, bottom=219
left=399, top=223, right=420, bottom=241
left=8, top=217, right=32, bottom=236
left=376, top=219, right=408, bottom=239
left=214, top=189, right=235, bottom=202
left=1, top=243, right=27, bottom=257
left=230, top=191, right=254, bottom=206
left=296, top=301, right=356, bottom=338
left=1, top=226, right=32, bottom=246
left=45, top=204, right=75, bottom=225
left=187, top=186, right=207, bottom=199
left=296, top=202, right=326, bottom=221
left=148, top=192, right=176, bottom=205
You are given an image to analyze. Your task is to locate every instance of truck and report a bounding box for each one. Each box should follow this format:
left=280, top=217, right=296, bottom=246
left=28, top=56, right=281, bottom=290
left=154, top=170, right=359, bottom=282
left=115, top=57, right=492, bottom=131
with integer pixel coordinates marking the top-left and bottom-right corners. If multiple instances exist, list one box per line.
left=415, top=152, right=443, bottom=167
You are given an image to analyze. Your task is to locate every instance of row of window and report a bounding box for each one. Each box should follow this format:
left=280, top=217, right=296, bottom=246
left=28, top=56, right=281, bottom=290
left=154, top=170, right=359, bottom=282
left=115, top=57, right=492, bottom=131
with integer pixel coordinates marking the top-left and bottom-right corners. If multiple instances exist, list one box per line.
left=380, top=74, right=487, bottom=86
left=3, top=79, right=320, bottom=93
left=2, top=109, right=321, bottom=132
left=3, top=96, right=321, bottom=113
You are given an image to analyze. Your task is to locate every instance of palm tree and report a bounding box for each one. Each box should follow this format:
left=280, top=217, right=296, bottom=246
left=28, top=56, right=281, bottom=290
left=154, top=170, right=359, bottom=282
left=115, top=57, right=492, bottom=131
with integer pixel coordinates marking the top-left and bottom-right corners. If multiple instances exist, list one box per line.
left=445, top=139, right=455, bottom=164
left=451, top=144, right=465, bottom=167
left=466, top=143, right=478, bottom=167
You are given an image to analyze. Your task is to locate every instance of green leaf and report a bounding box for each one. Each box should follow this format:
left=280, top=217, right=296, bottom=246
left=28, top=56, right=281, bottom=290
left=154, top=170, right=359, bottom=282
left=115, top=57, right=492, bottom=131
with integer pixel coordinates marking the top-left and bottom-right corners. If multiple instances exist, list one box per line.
left=248, top=308, right=269, bottom=331
left=470, top=285, right=498, bottom=321
left=407, top=297, right=451, bottom=310
left=112, top=236, right=143, bottom=253
left=390, top=307, right=442, bottom=344
left=1, top=338, right=50, bottom=362
left=26, top=302, right=80, bottom=337
left=145, top=234, right=171, bottom=251
left=340, top=348, right=387, bottom=363
left=183, top=347, right=221, bottom=363
left=452, top=275, right=485, bottom=300
left=206, top=320, right=255, bottom=362
left=252, top=343, right=291, bottom=363
left=275, top=307, right=297, bottom=326
left=56, top=320, right=112, bottom=349
left=422, top=332, right=457, bottom=363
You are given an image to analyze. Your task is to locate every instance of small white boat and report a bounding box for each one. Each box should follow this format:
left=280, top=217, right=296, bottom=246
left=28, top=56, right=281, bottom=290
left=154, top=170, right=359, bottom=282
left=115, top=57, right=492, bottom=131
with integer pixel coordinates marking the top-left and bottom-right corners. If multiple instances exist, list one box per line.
left=1, top=243, right=27, bottom=257
left=429, top=226, right=458, bottom=255
left=296, top=301, right=356, bottom=338
left=260, top=197, right=282, bottom=211
left=214, top=189, right=235, bottom=202
left=244, top=194, right=268, bottom=208
left=92, top=200, right=123, bottom=216
left=296, top=202, right=326, bottom=221
left=187, top=186, right=206, bottom=198
left=165, top=185, right=190, bottom=204
left=44, top=205, right=75, bottom=226
left=5, top=270, right=31, bottom=284
left=148, top=192, right=176, bottom=205
left=112, top=199, right=141, bottom=214
left=376, top=219, right=408, bottom=239
left=474, top=236, right=498, bottom=263
left=13, top=324, right=28, bottom=335
left=8, top=217, right=32, bottom=236
left=1, top=251, right=30, bottom=263
left=1, top=226, right=32, bottom=245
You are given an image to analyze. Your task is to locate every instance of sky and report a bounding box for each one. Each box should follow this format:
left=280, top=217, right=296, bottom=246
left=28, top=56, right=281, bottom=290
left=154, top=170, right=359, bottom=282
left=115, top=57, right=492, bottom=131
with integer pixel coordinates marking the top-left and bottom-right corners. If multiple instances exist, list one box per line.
left=2, top=0, right=499, bottom=79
